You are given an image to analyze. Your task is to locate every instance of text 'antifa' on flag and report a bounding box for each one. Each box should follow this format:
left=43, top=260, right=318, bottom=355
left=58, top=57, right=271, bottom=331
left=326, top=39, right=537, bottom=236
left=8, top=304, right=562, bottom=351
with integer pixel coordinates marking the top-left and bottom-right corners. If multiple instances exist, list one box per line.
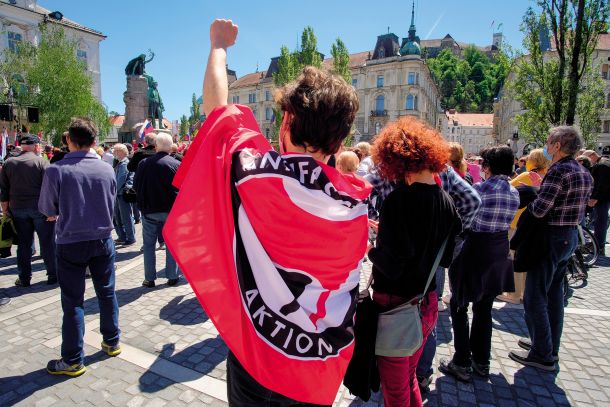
left=163, top=104, right=372, bottom=405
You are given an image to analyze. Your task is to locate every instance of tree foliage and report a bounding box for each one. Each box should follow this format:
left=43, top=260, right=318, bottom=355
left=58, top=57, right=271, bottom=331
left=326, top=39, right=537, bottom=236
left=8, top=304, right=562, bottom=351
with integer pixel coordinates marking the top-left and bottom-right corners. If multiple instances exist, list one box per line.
left=509, top=0, right=608, bottom=146
left=427, top=46, right=510, bottom=113
left=0, top=24, right=109, bottom=145
left=331, top=38, right=352, bottom=83
left=189, top=93, right=201, bottom=129
left=179, top=114, right=189, bottom=139
left=271, top=27, right=323, bottom=142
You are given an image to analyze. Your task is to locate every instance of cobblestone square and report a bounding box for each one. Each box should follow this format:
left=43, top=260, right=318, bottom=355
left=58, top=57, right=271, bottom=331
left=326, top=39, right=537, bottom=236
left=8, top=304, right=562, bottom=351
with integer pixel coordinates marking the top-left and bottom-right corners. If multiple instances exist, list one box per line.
left=1, top=225, right=610, bottom=406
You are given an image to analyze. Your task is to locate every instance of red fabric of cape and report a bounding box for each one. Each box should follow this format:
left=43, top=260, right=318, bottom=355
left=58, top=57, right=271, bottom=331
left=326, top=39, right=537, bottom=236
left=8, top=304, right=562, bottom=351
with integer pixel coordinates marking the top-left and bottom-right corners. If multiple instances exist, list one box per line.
left=164, top=105, right=371, bottom=404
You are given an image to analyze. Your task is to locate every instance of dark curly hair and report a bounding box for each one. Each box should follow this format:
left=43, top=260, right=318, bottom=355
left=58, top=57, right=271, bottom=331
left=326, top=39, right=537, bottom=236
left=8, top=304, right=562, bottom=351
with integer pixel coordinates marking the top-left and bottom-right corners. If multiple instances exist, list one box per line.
left=371, top=117, right=449, bottom=182
left=274, top=66, right=359, bottom=156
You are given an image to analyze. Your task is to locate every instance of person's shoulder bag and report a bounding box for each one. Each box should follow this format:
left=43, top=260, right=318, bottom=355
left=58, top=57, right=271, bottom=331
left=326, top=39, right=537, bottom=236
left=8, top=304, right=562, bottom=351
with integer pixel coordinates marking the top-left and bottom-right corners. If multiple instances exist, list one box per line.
left=374, top=228, right=452, bottom=357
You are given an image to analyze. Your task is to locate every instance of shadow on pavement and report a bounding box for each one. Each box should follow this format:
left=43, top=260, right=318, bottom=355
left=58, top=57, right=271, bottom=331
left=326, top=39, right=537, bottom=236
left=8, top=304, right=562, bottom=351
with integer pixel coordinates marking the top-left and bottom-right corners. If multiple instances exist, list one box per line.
left=138, top=339, right=227, bottom=393
left=426, top=368, right=569, bottom=406
left=159, top=295, right=209, bottom=326
left=0, top=350, right=114, bottom=406
left=83, top=284, right=166, bottom=316
left=436, top=311, right=453, bottom=345
left=491, top=309, right=528, bottom=337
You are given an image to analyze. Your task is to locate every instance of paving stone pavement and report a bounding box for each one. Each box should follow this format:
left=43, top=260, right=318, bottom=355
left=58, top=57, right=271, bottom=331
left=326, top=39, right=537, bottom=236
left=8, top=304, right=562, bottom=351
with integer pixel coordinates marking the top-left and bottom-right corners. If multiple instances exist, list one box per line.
left=1, top=224, right=610, bottom=406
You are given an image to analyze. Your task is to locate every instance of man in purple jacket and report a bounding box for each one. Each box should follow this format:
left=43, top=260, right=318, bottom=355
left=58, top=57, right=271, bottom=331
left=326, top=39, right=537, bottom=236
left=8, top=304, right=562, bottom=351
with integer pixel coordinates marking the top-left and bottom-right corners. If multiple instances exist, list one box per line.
left=39, top=117, right=121, bottom=377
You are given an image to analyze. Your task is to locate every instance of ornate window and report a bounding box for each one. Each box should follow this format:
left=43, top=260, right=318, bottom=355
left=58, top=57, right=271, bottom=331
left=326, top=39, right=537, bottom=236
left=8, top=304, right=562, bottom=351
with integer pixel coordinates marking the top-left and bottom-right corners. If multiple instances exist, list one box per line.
left=352, top=78, right=358, bottom=88
left=406, top=94, right=418, bottom=110
left=265, top=107, right=272, bottom=121
left=232, top=95, right=240, bottom=104
left=8, top=31, right=22, bottom=52
left=248, top=93, right=257, bottom=103
left=77, top=49, right=88, bottom=63
left=602, top=64, right=609, bottom=80
left=265, top=90, right=271, bottom=101
left=379, top=48, right=385, bottom=58
left=377, top=75, right=384, bottom=88
left=408, top=72, right=416, bottom=85
left=375, top=95, right=385, bottom=112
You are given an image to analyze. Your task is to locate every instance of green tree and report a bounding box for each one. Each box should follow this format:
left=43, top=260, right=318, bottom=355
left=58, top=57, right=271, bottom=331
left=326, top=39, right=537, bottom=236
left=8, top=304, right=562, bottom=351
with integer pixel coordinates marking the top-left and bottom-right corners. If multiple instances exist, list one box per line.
left=427, top=46, right=510, bottom=113
left=189, top=93, right=201, bottom=129
left=179, top=114, right=189, bottom=139
left=509, top=0, right=608, bottom=145
left=0, top=24, right=109, bottom=145
left=271, top=27, right=323, bottom=142
left=331, top=38, right=352, bottom=83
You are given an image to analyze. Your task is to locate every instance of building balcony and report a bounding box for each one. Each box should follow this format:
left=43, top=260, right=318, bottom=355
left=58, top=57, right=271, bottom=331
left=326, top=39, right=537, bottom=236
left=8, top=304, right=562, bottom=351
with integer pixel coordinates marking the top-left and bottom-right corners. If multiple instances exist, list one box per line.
left=370, top=109, right=388, bottom=117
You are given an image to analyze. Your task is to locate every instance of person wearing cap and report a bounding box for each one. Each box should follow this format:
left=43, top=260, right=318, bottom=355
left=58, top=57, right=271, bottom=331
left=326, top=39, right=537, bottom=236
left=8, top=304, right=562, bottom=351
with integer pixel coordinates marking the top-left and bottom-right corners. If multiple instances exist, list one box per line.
left=583, top=149, right=610, bottom=254
left=0, top=134, right=57, bottom=286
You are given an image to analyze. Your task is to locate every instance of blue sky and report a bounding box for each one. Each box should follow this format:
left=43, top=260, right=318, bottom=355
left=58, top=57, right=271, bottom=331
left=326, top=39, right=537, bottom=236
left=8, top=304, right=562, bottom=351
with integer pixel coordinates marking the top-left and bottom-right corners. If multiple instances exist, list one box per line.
left=42, top=0, right=533, bottom=121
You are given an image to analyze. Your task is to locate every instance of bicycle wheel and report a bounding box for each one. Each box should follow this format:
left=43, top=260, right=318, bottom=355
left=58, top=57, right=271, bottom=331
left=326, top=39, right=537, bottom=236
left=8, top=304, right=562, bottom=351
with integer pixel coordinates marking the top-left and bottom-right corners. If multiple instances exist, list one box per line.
left=580, top=227, right=598, bottom=266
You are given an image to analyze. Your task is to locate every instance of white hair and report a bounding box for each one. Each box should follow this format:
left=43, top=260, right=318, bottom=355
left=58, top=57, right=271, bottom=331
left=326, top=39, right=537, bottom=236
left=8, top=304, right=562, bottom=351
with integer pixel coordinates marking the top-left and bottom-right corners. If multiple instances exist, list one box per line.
left=155, top=133, right=173, bottom=153
left=113, top=143, right=128, bottom=155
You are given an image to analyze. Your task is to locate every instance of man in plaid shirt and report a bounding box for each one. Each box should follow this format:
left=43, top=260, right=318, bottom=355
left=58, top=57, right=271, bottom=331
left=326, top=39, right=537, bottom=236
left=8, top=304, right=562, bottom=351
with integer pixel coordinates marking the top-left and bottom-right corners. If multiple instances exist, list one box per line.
left=510, top=126, right=593, bottom=371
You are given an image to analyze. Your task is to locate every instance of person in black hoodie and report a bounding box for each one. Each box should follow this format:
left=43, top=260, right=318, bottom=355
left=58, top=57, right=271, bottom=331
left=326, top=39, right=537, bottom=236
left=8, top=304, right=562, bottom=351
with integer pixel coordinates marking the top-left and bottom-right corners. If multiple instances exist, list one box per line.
left=127, top=133, right=157, bottom=172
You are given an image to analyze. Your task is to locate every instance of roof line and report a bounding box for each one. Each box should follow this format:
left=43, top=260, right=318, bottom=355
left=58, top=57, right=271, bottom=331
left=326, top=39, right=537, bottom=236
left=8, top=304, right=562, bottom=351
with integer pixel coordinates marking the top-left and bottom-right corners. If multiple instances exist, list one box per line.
left=1, top=2, right=106, bottom=38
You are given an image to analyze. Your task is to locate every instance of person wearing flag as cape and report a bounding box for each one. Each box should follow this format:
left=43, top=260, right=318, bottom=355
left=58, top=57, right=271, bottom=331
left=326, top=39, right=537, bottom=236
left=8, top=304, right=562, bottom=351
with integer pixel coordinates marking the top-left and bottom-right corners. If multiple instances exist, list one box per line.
left=163, top=19, right=371, bottom=406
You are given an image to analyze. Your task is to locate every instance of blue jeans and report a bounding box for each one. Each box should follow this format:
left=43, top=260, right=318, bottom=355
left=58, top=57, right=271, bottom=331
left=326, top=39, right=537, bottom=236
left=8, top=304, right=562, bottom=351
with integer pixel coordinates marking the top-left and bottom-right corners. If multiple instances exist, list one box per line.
left=593, top=201, right=609, bottom=251
left=113, top=196, right=135, bottom=242
left=523, top=227, right=577, bottom=362
left=11, top=207, right=56, bottom=281
left=56, top=238, right=120, bottom=365
left=142, top=212, right=178, bottom=281
left=131, top=202, right=140, bottom=222
left=416, top=267, right=445, bottom=378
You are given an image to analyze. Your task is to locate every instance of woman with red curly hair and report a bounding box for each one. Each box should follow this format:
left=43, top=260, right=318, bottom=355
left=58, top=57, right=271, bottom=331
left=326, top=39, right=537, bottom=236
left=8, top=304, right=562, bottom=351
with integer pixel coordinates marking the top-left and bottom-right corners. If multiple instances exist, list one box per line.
left=368, top=117, right=459, bottom=406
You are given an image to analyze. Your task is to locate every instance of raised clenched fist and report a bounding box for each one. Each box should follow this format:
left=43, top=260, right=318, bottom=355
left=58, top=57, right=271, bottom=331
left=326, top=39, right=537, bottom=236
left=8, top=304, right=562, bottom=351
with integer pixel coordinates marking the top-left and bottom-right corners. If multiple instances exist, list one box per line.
left=210, top=19, right=238, bottom=49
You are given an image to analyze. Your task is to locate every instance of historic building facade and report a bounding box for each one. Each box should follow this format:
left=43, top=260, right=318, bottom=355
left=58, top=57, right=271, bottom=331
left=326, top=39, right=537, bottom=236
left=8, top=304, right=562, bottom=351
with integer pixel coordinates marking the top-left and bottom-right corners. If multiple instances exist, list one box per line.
left=494, top=33, right=610, bottom=154
left=0, top=0, right=105, bottom=100
left=441, top=110, right=494, bottom=155
left=227, top=5, right=445, bottom=141
left=227, top=3, right=504, bottom=143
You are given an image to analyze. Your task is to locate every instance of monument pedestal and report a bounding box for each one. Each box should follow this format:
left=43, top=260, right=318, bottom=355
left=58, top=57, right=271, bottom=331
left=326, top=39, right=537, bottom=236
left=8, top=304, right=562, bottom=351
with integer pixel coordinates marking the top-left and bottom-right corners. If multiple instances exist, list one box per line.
left=119, top=76, right=149, bottom=143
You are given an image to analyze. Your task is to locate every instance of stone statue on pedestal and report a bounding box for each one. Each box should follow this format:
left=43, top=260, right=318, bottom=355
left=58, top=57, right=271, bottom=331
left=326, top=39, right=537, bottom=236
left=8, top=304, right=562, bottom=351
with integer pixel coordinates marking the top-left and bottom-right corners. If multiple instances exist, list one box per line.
left=119, top=50, right=170, bottom=142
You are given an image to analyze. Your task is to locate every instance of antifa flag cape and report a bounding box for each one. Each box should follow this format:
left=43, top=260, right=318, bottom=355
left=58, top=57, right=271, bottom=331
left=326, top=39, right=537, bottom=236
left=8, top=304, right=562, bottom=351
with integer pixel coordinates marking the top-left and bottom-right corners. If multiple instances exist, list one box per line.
left=164, top=104, right=371, bottom=404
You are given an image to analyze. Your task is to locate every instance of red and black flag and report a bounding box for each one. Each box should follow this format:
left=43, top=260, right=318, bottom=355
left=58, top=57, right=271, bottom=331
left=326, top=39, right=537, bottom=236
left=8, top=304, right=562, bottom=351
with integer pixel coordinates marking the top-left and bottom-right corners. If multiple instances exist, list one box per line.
left=164, top=105, right=371, bottom=405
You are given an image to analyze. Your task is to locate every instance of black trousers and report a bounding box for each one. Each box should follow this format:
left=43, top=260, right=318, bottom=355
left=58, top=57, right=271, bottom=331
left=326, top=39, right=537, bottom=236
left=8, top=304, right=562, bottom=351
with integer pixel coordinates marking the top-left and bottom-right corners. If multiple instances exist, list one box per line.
left=226, top=352, right=330, bottom=407
left=450, top=295, right=495, bottom=367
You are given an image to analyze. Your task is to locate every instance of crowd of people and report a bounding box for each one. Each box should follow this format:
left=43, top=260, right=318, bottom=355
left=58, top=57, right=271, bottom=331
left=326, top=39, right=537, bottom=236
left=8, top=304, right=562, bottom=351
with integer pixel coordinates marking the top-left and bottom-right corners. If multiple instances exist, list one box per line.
left=1, top=17, right=608, bottom=407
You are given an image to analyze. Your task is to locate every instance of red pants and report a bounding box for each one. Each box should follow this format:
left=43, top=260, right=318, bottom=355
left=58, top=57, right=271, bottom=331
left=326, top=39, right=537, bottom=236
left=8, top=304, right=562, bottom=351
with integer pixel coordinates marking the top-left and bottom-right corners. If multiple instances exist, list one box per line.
left=373, top=291, right=438, bottom=407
